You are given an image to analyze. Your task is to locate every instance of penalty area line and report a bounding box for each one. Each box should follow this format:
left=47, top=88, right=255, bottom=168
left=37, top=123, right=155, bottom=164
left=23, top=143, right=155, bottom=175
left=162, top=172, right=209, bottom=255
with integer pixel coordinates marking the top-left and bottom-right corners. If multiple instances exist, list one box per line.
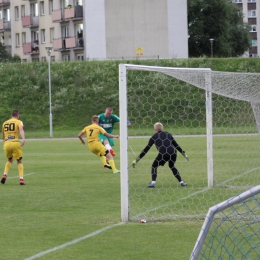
left=24, top=222, right=125, bottom=260
left=8, top=172, right=36, bottom=179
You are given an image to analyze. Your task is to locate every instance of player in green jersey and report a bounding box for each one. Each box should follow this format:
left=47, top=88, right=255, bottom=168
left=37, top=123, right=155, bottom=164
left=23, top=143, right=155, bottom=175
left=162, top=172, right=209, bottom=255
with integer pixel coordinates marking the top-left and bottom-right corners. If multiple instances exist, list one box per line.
left=98, top=107, right=130, bottom=156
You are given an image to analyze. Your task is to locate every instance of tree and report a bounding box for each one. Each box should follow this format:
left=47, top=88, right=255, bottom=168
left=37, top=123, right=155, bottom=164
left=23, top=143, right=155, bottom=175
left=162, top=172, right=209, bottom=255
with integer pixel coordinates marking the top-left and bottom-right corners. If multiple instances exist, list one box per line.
left=188, top=0, right=251, bottom=57
left=0, top=42, right=11, bottom=62
left=0, top=43, right=21, bottom=62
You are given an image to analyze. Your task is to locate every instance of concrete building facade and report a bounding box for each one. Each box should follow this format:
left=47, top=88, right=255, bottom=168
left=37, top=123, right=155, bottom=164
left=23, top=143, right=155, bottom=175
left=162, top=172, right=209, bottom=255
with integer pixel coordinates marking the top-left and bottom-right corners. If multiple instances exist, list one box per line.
left=233, top=0, right=258, bottom=57
left=0, top=0, right=188, bottom=62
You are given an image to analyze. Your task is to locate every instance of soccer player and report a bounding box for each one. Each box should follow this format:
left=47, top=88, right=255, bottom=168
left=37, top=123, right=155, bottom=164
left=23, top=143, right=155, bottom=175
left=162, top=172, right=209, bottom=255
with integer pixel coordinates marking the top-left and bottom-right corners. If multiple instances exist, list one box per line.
left=132, top=122, right=188, bottom=188
left=98, top=107, right=131, bottom=156
left=1, top=110, right=26, bottom=185
left=78, top=115, right=120, bottom=174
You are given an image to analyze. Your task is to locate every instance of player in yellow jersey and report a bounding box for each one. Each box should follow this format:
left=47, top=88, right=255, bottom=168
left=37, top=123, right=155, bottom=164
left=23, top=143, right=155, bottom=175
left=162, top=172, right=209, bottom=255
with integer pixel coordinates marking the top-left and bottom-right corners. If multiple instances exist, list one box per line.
left=1, top=110, right=26, bottom=185
left=78, top=115, right=120, bottom=174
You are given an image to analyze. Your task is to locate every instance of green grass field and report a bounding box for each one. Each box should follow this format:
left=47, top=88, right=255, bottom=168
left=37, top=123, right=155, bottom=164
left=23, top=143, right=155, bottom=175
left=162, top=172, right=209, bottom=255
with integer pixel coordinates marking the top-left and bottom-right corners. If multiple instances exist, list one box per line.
left=1, top=136, right=260, bottom=260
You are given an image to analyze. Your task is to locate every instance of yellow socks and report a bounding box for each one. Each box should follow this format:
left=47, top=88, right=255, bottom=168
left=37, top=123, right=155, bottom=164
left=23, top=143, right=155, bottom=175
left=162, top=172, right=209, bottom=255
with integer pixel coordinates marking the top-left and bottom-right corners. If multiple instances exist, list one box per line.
left=18, top=163, right=24, bottom=178
left=4, top=161, right=12, bottom=174
left=100, top=156, right=107, bottom=165
left=108, top=160, right=117, bottom=172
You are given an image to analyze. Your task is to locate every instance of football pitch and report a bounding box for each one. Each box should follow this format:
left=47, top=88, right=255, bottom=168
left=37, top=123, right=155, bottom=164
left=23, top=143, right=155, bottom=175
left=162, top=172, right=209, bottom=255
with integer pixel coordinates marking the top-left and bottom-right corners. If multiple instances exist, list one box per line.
left=1, top=136, right=259, bottom=260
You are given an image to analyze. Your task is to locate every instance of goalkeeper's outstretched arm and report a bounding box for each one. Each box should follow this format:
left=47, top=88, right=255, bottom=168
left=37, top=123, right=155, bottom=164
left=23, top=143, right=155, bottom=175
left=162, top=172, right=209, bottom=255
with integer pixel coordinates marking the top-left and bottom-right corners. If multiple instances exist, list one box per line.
left=172, top=138, right=189, bottom=162
left=132, top=138, right=154, bottom=168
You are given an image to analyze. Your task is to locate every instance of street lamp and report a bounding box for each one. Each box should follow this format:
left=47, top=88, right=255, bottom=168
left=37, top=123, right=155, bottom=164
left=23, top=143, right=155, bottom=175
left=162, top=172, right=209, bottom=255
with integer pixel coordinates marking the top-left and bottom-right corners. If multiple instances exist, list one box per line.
left=45, top=47, right=53, bottom=137
left=209, top=38, right=214, bottom=58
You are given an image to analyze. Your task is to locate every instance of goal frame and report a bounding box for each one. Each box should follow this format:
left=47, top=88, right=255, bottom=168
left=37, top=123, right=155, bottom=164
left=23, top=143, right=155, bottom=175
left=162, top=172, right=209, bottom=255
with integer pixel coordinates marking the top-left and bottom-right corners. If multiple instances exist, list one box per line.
left=119, top=64, right=213, bottom=222
left=190, top=184, right=260, bottom=260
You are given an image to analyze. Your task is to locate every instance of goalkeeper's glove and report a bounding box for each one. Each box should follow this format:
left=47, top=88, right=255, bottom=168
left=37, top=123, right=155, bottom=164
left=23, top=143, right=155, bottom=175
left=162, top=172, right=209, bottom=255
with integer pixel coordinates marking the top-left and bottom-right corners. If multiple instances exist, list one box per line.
left=132, top=160, right=137, bottom=168
left=182, top=151, right=189, bottom=162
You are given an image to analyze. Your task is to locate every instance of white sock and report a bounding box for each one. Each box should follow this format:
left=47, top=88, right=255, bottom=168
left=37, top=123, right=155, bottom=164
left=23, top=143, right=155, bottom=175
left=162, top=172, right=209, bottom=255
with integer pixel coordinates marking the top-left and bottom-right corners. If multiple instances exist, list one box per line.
left=105, top=144, right=112, bottom=151
left=180, top=181, right=184, bottom=184
left=152, top=181, right=156, bottom=184
left=3, top=173, right=7, bottom=176
left=20, top=177, right=23, bottom=180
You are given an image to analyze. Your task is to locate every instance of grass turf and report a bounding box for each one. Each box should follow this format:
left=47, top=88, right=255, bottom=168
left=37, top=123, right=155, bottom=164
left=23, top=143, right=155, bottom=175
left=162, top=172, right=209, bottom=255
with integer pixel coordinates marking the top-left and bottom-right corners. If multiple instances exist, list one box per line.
left=1, top=136, right=259, bottom=259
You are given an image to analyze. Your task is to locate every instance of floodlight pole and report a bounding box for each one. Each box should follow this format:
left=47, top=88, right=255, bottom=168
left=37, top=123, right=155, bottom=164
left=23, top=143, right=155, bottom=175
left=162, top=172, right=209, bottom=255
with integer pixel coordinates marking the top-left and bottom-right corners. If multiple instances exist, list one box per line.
left=209, top=38, right=214, bottom=58
left=46, top=47, right=53, bottom=137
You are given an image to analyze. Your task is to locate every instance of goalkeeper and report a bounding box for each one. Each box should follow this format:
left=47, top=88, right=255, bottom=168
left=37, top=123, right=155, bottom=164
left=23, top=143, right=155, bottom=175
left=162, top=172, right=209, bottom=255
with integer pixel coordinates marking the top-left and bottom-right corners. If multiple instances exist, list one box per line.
left=98, top=107, right=131, bottom=156
left=132, top=122, right=188, bottom=188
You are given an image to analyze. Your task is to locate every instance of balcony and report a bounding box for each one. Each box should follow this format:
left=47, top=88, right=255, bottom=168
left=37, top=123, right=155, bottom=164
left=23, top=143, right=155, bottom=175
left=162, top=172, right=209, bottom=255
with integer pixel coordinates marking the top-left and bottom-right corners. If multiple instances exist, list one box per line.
left=64, top=6, right=83, bottom=20
left=22, top=15, right=39, bottom=28
left=0, top=19, right=11, bottom=31
left=52, top=9, right=63, bottom=23
left=53, top=37, right=84, bottom=51
left=0, top=0, right=10, bottom=6
left=23, top=41, right=40, bottom=54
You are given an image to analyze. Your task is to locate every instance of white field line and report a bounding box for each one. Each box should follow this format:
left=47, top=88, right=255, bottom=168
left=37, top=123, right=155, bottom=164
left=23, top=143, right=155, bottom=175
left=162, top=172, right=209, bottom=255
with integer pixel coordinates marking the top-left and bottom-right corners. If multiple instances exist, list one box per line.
left=7, top=172, right=36, bottom=179
left=24, top=222, right=125, bottom=260
left=133, top=167, right=260, bottom=219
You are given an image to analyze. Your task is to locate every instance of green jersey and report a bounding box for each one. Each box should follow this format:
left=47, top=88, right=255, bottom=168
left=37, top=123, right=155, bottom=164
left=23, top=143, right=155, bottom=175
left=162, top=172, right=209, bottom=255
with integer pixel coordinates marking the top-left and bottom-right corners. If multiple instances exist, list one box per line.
left=98, top=113, right=120, bottom=134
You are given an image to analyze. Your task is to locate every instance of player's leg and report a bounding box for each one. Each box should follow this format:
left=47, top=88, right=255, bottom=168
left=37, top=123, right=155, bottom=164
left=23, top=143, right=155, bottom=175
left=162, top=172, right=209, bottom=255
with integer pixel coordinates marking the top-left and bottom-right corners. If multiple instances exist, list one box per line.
left=106, top=152, right=120, bottom=173
left=107, top=137, right=115, bottom=156
left=13, top=143, right=25, bottom=185
left=1, top=143, right=13, bottom=184
left=99, top=133, right=115, bottom=156
left=147, top=154, right=164, bottom=188
left=168, top=154, right=187, bottom=186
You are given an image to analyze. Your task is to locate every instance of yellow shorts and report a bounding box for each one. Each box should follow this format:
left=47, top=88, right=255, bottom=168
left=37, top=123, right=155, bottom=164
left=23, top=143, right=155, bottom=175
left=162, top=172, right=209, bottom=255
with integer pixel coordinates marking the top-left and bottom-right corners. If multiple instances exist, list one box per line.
left=3, top=141, right=23, bottom=160
left=88, top=141, right=107, bottom=157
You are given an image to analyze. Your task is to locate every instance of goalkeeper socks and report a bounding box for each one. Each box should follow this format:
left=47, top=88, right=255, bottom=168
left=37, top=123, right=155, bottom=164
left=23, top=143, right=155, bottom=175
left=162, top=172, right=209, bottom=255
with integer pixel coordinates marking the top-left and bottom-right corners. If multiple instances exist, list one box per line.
left=18, top=163, right=24, bottom=178
left=151, top=181, right=156, bottom=184
left=4, top=161, right=12, bottom=174
left=100, top=156, right=107, bottom=165
left=108, top=160, right=117, bottom=172
left=105, top=143, right=112, bottom=151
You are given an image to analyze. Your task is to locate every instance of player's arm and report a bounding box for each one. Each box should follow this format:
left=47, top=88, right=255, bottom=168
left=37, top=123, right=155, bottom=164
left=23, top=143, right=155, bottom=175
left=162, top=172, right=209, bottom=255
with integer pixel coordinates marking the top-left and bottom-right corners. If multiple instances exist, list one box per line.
left=104, top=132, right=119, bottom=139
left=78, top=131, right=85, bottom=145
left=19, top=125, right=25, bottom=147
left=172, top=138, right=189, bottom=162
left=132, top=138, right=154, bottom=168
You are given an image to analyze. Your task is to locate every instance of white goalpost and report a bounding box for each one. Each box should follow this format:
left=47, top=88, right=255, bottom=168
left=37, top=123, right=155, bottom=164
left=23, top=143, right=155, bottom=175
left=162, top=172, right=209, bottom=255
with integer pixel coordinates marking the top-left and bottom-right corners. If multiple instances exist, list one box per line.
left=119, top=64, right=260, bottom=222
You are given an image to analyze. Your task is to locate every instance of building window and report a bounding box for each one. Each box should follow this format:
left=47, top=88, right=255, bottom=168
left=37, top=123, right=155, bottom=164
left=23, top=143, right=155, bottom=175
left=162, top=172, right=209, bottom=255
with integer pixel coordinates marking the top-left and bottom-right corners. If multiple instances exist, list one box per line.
left=50, top=28, right=54, bottom=43
left=251, top=39, right=257, bottom=47
left=4, top=9, right=10, bottom=21
left=15, top=33, right=20, bottom=47
left=30, top=3, right=38, bottom=17
left=42, top=57, right=46, bottom=62
left=32, top=58, right=40, bottom=62
left=250, top=53, right=258, bottom=57
left=41, top=29, right=46, bottom=43
left=248, top=0, right=256, bottom=2
left=22, top=32, right=26, bottom=44
left=21, top=5, right=25, bottom=17
left=49, top=0, right=54, bottom=14
left=61, top=26, right=69, bottom=37
left=63, top=55, right=70, bottom=61
left=40, top=2, right=45, bottom=15
left=250, top=25, right=257, bottom=32
left=77, top=54, right=84, bottom=61
left=15, top=6, right=19, bottom=20
left=51, top=56, right=55, bottom=62
left=249, top=10, right=256, bottom=17
left=22, top=59, right=27, bottom=62
left=233, top=0, right=242, bottom=2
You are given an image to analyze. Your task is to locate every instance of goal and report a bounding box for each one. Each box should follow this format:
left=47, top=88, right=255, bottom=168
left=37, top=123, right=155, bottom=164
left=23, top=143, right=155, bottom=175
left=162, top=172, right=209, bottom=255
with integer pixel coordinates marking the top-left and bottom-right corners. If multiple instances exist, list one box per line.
left=119, top=64, right=260, bottom=222
left=190, top=185, right=260, bottom=259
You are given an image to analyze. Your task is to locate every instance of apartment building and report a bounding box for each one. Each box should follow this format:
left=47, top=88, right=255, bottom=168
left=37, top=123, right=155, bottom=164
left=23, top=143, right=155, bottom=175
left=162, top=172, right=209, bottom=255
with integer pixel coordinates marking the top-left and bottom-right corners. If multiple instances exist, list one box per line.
left=233, top=0, right=258, bottom=57
left=0, top=0, right=188, bottom=62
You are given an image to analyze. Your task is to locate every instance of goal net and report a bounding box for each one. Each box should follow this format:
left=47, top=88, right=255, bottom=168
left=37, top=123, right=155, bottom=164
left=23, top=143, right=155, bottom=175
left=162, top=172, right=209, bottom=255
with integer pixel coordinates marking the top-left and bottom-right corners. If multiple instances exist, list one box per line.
left=190, top=185, right=260, bottom=259
left=119, top=64, right=260, bottom=222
